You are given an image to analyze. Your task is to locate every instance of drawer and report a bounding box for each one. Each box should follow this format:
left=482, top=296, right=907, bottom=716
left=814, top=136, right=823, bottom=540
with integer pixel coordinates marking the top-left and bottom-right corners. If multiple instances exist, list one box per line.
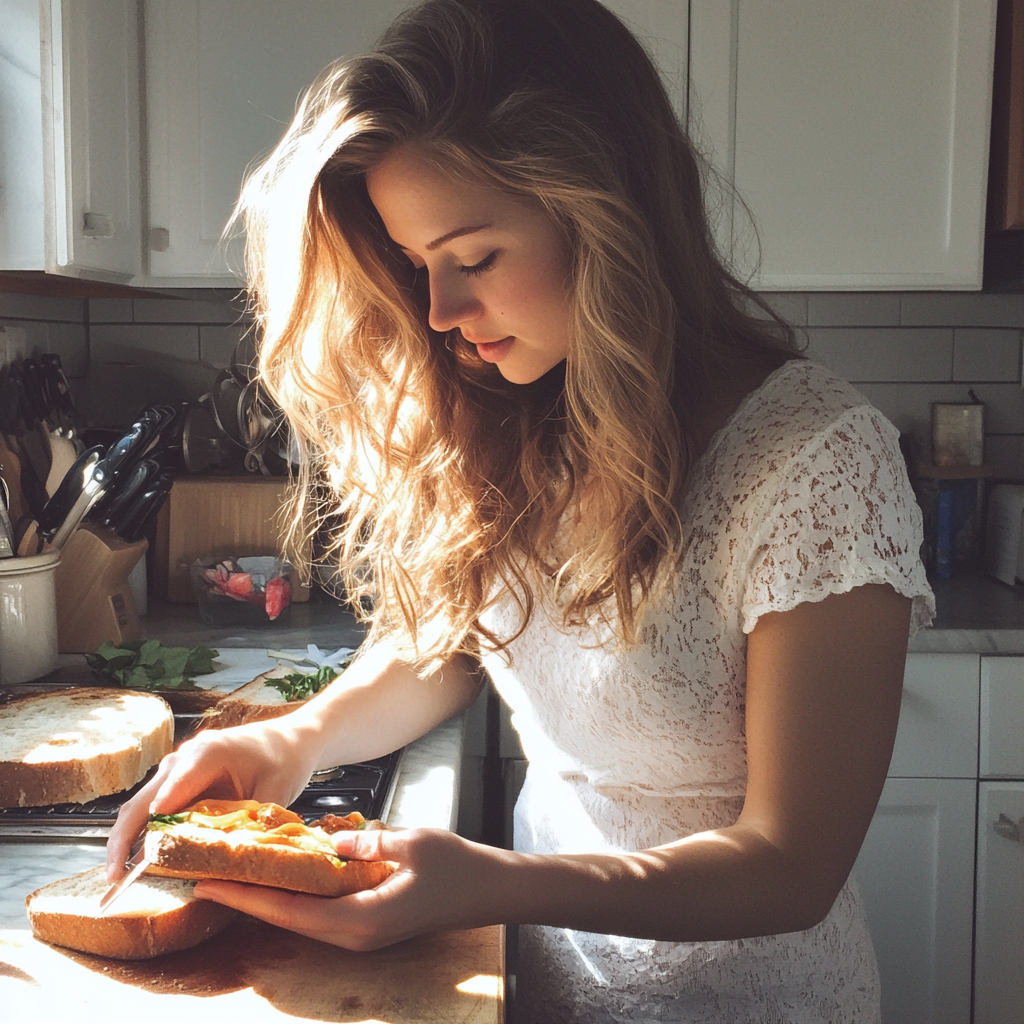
left=889, top=654, right=979, bottom=779
left=981, top=657, right=1024, bottom=779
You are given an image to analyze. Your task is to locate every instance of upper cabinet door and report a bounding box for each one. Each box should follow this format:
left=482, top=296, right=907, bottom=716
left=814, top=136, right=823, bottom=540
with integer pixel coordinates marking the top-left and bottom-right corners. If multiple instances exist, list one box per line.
left=689, top=0, right=998, bottom=291
left=143, top=0, right=415, bottom=285
left=40, top=0, right=143, bottom=282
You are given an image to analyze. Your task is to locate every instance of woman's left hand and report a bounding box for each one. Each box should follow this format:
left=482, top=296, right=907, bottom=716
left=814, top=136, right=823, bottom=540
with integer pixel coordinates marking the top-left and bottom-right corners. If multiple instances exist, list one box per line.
left=191, top=827, right=502, bottom=951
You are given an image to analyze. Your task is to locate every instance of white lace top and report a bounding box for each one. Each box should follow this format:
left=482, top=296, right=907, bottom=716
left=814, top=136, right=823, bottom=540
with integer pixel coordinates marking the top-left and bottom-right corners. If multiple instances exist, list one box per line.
left=479, top=360, right=934, bottom=1024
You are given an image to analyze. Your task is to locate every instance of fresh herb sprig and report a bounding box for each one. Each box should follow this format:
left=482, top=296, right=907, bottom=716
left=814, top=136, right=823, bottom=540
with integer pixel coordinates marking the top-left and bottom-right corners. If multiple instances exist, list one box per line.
left=268, top=662, right=345, bottom=702
left=148, top=813, right=189, bottom=830
left=84, top=639, right=219, bottom=691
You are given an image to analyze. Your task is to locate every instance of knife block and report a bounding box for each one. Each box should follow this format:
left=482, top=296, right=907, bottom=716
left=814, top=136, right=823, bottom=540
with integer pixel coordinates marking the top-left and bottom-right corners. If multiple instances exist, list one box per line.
left=55, top=524, right=147, bottom=653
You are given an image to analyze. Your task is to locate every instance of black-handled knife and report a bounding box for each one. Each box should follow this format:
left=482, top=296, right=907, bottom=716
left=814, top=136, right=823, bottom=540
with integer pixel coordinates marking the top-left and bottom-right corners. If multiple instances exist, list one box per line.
left=94, top=458, right=158, bottom=530
left=118, top=471, right=174, bottom=543
left=36, top=445, right=103, bottom=537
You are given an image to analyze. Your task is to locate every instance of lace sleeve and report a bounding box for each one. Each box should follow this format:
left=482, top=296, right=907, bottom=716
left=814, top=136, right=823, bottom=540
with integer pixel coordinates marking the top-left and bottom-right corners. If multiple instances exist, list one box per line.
left=740, top=405, right=935, bottom=636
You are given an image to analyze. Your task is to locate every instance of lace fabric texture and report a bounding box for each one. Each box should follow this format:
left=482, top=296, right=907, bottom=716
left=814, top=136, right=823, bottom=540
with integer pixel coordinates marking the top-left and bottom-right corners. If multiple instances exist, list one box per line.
left=479, top=361, right=935, bottom=1023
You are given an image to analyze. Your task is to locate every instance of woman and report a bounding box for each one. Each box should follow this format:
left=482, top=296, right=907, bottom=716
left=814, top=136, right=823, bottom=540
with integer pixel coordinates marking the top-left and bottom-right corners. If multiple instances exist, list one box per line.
left=108, top=1, right=933, bottom=1020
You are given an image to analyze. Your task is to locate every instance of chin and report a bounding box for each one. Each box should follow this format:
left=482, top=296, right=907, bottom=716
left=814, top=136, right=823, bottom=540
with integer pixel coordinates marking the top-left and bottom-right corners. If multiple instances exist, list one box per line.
left=497, top=359, right=565, bottom=386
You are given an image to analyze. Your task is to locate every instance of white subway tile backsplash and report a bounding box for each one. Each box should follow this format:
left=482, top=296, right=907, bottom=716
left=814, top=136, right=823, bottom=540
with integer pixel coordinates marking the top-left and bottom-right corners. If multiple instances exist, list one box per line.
left=90, top=324, right=199, bottom=363
left=951, top=328, right=1022, bottom=382
left=982, top=435, right=1024, bottom=482
left=44, top=322, right=88, bottom=378
left=199, top=323, right=249, bottom=367
left=805, top=327, right=952, bottom=382
left=72, top=360, right=218, bottom=427
left=88, top=298, right=133, bottom=323
left=132, top=293, right=241, bottom=325
left=806, top=292, right=901, bottom=327
left=0, top=293, right=84, bottom=322
left=849, top=382, right=1023, bottom=460
left=900, top=292, right=1024, bottom=328
left=0, top=317, right=49, bottom=359
left=755, top=292, right=808, bottom=326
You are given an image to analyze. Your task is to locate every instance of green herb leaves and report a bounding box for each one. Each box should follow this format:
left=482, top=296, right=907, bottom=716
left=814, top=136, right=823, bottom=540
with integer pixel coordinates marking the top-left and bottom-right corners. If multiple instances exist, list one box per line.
left=267, top=663, right=345, bottom=702
left=147, top=812, right=189, bottom=830
left=84, top=639, right=219, bottom=691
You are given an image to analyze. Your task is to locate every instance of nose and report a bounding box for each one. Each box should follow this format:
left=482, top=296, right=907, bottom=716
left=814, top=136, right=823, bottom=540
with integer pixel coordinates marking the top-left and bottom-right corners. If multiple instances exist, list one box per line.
left=427, top=272, right=483, bottom=334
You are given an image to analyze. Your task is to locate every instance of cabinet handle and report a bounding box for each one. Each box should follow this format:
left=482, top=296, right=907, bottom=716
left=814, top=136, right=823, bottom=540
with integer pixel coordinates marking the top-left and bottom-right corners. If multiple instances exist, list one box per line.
left=994, top=813, right=1023, bottom=843
left=82, top=213, right=113, bottom=238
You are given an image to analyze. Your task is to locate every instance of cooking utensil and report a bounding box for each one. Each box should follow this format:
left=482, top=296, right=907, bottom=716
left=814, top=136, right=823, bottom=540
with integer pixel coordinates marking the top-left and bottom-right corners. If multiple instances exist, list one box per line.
left=0, top=491, right=14, bottom=558
left=36, top=445, right=103, bottom=538
left=0, top=368, right=50, bottom=516
left=93, top=457, right=158, bottom=530
left=39, top=353, right=80, bottom=441
left=98, top=832, right=151, bottom=914
left=182, top=400, right=245, bottom=473
left=0, top=434, right=26, bottom=523
left=20, top=358, right=53, bottom=429
left=119, top=470, right=174, bottom=543
left=44, top=432, right=78, bottom=497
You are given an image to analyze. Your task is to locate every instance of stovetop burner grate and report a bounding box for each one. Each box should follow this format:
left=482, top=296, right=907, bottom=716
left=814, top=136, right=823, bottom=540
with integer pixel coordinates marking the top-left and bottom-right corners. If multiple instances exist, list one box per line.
left=0, top=723, right=403, bottom=838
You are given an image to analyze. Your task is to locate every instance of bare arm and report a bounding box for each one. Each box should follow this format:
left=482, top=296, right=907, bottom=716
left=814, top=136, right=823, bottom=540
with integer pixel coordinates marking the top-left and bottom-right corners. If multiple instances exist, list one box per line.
left=474, top=581, right=909, bottom=940
left=106, top=645, right=482, bottom=879
left=197, top=583, right=910, bottom=948
left=284, top=644, right=484, bottom=769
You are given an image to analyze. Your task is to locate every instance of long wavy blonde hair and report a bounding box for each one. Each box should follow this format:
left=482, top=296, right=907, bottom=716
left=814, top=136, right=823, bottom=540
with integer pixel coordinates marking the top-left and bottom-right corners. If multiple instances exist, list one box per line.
left=237, top=0, right=798, bottom=668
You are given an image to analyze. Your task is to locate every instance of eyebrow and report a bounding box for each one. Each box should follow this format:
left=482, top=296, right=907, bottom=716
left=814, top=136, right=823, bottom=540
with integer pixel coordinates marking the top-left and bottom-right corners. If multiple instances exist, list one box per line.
left=423, top=224, right=491, bottom=251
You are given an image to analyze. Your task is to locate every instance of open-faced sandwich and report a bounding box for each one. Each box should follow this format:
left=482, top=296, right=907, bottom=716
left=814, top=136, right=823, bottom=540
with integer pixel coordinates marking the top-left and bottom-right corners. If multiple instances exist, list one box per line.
left=144, top=798, right=395, bottom=897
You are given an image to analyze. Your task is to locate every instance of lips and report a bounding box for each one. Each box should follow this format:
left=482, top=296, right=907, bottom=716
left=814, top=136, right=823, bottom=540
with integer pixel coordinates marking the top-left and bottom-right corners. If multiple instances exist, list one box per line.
left=469, top=336, right=515, bottom=363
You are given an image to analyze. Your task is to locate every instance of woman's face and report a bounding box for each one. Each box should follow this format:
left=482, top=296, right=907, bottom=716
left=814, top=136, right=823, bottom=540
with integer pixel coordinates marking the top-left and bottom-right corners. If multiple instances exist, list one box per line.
left=366, top=145, right=573, bottom=385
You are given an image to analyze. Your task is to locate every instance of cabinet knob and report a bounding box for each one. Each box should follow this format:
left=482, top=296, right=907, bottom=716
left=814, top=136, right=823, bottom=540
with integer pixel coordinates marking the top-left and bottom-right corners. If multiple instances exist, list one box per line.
left=149, top=228, right=170, bottom=252
left=993, top=813, right=1023, bottom=843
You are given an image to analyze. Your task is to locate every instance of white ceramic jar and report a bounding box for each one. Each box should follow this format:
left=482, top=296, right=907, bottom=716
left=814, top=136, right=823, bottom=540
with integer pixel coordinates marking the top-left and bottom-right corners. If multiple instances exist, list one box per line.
left=0, top=550, right=60, bottom=685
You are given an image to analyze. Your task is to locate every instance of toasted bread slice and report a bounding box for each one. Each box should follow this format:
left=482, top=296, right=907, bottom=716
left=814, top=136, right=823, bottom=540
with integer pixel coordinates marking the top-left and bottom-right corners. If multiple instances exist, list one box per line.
left=26, top=866, right=236, bottom=959
left=200, top=666, right=304, bottom=729
left=0, top=688, right=174, bottom=808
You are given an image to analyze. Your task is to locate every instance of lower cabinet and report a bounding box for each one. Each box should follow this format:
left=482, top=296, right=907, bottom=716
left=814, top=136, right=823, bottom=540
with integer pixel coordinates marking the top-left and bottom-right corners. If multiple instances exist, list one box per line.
left=854, top=778, right=976, bottom=1024
left=855, top=652, right=1024, bottom=1024
left=974, top=782, right=1024, bottom=1024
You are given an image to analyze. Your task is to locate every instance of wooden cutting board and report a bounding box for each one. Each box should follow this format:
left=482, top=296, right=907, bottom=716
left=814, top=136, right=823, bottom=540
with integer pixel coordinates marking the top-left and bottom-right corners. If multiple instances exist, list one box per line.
left=0, top=919, right=504, bottom=1023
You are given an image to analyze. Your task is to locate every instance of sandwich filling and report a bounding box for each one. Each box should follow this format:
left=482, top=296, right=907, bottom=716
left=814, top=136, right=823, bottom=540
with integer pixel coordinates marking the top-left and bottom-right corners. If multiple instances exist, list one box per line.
left=147, top=800, right=369, bottom=863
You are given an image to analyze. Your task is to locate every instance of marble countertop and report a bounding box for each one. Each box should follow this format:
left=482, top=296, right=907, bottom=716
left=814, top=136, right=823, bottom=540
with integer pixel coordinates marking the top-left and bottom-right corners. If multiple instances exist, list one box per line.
left=908, top=574, right=1024, bottom=654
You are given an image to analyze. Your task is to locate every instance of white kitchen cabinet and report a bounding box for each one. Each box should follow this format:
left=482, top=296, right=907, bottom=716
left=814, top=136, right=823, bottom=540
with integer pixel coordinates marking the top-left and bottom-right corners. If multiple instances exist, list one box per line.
left=0, top=0, right=142, bottom=281
left=140, top=0, right=688, bottom=286
left=974, top=656, right=1024, bottom=1024
left=688, top=0, right=998, bottom=290
left=855, top=778, right=976, bottom=1024
left=974, top=782, right=1024, bottom=1024
left=142, top=0, right=415, bottom=285
left=853, top=653, right=979, bottom=1024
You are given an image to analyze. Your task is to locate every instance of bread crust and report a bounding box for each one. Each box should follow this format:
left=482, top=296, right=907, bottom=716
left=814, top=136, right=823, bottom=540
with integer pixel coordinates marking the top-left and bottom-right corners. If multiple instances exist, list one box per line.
left=25, top=866, right=236, bottom=960
left=0, top=688, right=174, bottom=808
left=144, top=826, right=395, bottom=897
left=200, top=668, right=296, bottom=730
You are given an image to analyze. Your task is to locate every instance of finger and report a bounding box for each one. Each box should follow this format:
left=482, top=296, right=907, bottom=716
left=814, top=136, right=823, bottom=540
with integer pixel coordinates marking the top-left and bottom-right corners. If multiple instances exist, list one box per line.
left=148, top=748, right=243, bottom=814
left=105, top=766, right=174, bottom=881
left=193, top=880, right=353, bottom=940
left=331, top=826, right=398, bottom=861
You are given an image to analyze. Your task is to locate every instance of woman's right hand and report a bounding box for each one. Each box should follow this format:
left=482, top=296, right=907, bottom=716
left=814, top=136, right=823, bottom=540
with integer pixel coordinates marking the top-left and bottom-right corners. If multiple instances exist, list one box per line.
left=105, top=715, right=318, bottom=882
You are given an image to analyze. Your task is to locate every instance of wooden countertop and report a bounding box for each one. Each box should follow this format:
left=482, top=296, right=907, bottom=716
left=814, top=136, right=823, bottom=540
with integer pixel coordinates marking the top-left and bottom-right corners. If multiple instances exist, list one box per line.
left=0, top=680, right=501, bottom=1023
left=1, top=918, right=504, bottom=1023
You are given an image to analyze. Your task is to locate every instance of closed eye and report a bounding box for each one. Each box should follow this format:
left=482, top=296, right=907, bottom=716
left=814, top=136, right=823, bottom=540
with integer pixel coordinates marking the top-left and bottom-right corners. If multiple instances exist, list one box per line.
left=459, top=251, right=498, bottom=277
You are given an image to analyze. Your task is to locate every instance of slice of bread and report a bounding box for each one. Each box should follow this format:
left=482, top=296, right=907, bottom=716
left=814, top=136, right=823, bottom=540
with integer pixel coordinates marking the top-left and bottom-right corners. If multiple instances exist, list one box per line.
left=0, top=688, right=174, bottom=807
left=200, top=666, right=303, bottom=730
left=144, top=822, right=395, bottom=897
left=26, top=865, right=236, bottom=959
